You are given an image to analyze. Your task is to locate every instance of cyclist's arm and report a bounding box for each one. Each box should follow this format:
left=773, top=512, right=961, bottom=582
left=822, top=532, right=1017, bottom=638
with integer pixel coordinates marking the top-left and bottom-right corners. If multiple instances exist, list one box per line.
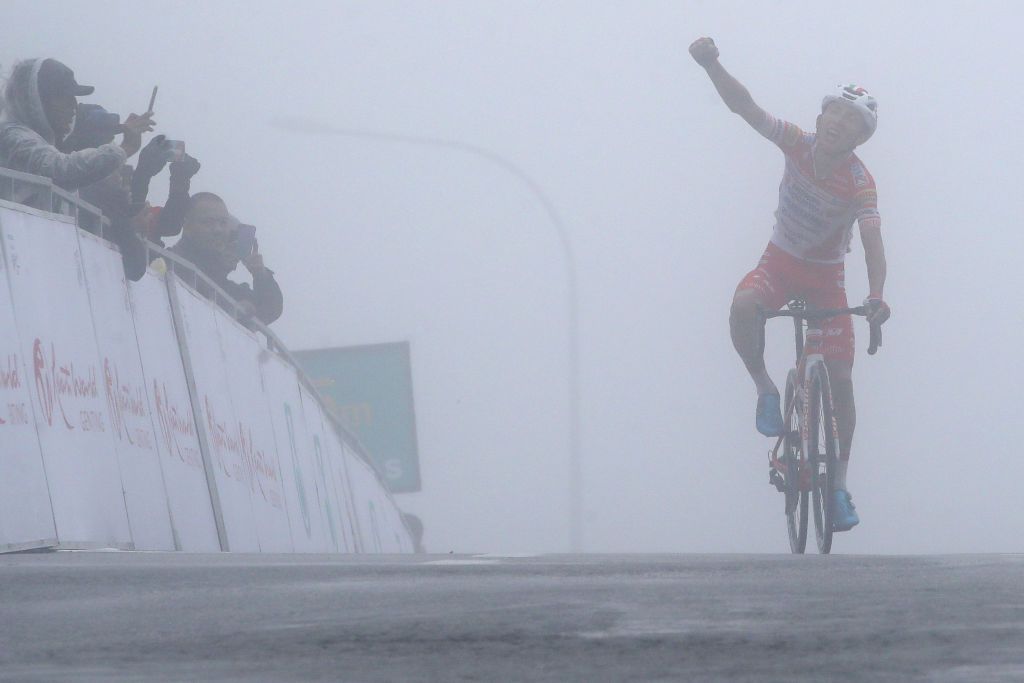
left=859, top=223, right=886, bottom=298
left=702, top=60, right=767, bottom=129
left=690, top=39, right=801, bottom=146
left=854, top=177, right=885, bottom=298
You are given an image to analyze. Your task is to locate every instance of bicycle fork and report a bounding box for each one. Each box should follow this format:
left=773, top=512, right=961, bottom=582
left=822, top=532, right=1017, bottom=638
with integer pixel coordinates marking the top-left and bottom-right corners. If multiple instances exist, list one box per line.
left=768, top=381, right=801, bottom=493
left=800, top=330, right=840, bottom=492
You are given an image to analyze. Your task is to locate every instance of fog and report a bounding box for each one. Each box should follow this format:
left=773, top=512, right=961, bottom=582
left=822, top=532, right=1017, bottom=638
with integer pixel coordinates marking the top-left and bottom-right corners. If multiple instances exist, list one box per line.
left=5, top=0, right=1022, bottom=555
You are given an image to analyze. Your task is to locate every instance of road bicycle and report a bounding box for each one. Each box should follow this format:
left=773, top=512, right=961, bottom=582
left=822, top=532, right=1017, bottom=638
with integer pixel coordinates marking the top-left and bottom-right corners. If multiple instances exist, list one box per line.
left=763, top=300, right=881, bottom=554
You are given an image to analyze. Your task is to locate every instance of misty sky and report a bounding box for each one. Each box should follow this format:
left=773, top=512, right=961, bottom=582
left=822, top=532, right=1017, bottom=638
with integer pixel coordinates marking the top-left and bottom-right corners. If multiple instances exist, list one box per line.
left=5, top=1, right=1023, bottom=554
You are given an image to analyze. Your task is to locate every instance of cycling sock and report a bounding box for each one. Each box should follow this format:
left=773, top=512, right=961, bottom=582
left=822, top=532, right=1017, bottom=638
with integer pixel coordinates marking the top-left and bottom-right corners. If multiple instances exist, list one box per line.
left=834, top=460, right=848, bottom=490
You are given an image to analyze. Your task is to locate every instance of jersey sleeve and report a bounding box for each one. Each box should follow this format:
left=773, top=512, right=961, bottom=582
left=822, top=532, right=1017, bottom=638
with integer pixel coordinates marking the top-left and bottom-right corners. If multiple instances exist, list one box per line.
left=751, top=111, right=806, bottom=153
left=853, top=164, right=881, bottom=230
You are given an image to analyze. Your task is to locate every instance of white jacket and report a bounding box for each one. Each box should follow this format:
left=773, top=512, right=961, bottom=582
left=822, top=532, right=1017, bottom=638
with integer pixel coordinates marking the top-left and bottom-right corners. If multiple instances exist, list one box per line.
left=0, top=59, right=126, bottom=191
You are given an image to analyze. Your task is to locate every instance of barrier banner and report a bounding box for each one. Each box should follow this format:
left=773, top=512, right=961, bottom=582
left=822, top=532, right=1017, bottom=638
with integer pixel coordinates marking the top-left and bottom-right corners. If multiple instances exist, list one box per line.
left=339, top=438, right=411, bottom=554
left=171, top=279, right=259, bottom=551
left=0, top=208, right=131, bottom=548
left=0, top=199, right=414, bottom=555
left=0, top=208, right=56, bottom=552
left=380, top=481, right=414, bottom=553
left=215, top=316, right=293, bottom=552
left=318, top=410, right=360, bottom=554
left=353, top=451, right=412, bottom=553
left=297, top=385, right=350, bottom=552
left=261, top=354, right=334, bottom=553
left=129, top=271, right=220, bottom=551
left=344, top=448, right=387, bottom=553
left=78, top=233, right=175, bottom=550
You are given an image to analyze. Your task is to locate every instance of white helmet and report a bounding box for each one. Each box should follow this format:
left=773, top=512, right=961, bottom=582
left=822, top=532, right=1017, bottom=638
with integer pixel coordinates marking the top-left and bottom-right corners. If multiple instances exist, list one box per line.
left=821, top=84, right=878, bottom=143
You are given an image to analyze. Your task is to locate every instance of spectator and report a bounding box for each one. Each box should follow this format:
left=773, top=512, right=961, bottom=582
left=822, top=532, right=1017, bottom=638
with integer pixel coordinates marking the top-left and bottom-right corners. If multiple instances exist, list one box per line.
left=59, top=102, right=121, bottom=153
left=62, top=105, right=200, bottom=279
left=0, top=59, right=152, bottom=198
left=171, top=193, right=283, bottom=325
left=62, top=104, right=170, bottom=281
left=131, top=148, right=201, bottom=248
left=62, top=104, right=137, bottom=214
left=74, top=127, right=201, bottom=248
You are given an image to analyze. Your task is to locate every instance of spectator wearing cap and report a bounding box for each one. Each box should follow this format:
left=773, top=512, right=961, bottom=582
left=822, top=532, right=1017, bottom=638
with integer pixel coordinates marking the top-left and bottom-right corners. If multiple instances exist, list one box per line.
left=170, top=193, right=283, bottom=325
left=57, top=104, right=176, bottom=280
left=0, top=58, right=153, bottom=197
left=63, top=106, right=202, bottom=255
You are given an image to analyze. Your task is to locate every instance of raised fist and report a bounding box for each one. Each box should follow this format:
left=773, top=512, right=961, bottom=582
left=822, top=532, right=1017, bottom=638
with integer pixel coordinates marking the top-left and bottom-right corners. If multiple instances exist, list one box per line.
left=689, top=36, right=719, bottom=68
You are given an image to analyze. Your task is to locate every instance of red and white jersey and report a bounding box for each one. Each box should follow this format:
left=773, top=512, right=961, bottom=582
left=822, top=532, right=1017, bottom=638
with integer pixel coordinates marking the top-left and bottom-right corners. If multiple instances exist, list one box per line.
left=754, top=112, right=881, bottom=264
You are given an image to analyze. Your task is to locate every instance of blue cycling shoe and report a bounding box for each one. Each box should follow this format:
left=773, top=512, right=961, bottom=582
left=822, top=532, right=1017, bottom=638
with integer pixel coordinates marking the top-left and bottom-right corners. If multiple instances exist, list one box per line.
left=832, top=489, right=860, bottom=531
left=755, top=392, right=785, bottom=437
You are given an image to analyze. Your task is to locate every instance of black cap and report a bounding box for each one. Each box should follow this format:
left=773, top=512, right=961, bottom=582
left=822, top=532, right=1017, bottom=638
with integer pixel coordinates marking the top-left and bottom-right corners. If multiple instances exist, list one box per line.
left=37, top=59, right=94, bottom=99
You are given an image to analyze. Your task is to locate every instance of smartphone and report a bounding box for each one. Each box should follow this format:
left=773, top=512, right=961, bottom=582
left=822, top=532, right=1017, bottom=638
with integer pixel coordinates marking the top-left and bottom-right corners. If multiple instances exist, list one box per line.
left=164, top=139, right=185, bottom=162
left=234, top=224, right=257, bottom=258
left=147, top=86, right=158, bottom=114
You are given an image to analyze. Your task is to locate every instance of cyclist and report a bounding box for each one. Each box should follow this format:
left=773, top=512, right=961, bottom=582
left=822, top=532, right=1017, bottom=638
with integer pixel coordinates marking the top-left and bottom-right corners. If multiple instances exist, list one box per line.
left=689, top=36, right=891, bottom=531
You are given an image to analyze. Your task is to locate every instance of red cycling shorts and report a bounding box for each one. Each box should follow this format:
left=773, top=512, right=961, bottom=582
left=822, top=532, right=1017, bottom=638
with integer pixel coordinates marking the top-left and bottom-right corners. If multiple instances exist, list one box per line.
left=736, top=242, right=854, bottom=364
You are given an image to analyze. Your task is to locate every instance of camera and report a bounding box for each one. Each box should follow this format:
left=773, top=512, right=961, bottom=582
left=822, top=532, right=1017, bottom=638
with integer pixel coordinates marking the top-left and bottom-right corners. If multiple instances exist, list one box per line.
left=233, top=224, right=257, bottom=258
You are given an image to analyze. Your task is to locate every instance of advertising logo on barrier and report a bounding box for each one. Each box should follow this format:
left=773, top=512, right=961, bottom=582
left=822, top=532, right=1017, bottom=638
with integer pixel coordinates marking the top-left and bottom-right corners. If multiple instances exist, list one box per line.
left=33, top=338, right=103, bottom=432
left=203, top=394, right=283, bottom=510
left=104, top=358, right=152, bottom=449
left=295, top=342, right=421, bottom=493
left=152, top=380, right=202, bottom=469
left=0, top=353, right=30, bottom=426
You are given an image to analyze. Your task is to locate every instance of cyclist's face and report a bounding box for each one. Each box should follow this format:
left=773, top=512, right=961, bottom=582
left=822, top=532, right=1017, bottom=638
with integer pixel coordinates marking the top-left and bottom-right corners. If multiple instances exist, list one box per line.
left=816, top=102, right=866, bottom=153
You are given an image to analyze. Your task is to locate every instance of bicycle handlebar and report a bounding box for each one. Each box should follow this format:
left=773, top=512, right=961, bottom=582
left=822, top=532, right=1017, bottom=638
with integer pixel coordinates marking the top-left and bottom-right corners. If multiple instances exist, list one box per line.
left=760, top=305, right=883, bottom=356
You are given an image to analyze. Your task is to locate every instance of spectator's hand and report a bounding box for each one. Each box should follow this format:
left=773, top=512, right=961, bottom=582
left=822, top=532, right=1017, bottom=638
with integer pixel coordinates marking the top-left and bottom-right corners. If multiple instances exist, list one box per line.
left=169, top=153, right=201, bottom=181
left=242, top=250, right=267, bottom=277
left=135, top=135, right=169, bottom=178
left=689, top=36, right=719, bottom=68
left=120, top=112, right=156, bottom=157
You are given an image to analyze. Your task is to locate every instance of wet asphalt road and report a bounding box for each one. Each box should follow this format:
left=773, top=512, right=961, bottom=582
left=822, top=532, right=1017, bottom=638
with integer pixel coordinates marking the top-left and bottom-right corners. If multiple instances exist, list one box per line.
left=2, top=553, right=1023, bottom=682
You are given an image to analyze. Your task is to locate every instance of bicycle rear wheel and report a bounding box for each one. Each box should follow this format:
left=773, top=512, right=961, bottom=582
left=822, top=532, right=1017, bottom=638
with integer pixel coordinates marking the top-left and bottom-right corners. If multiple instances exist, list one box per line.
left=808, top=362, right=838, bottom=554
left=783, top=370, right=807, bottom=554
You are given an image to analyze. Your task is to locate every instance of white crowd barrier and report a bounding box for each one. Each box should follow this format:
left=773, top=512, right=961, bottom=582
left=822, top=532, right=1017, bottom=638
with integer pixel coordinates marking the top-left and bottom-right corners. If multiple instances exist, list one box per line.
left=0, top=196, right=413, bottom=555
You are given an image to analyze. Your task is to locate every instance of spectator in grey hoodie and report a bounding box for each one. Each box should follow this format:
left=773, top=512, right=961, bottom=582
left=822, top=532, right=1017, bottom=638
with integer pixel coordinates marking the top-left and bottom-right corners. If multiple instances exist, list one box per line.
left=0, top=58, right=153, bottom=201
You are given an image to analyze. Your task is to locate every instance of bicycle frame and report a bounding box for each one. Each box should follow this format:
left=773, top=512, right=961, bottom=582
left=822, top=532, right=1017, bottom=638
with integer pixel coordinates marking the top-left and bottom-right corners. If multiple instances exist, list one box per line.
left=766, top=300, right=877, bottom=492
left=762, top=299, right=881, bottom=552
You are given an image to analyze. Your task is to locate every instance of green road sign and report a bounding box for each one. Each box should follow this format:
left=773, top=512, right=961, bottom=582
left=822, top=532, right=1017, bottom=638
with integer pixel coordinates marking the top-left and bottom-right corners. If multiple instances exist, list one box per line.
left=295, top=342, right=421, bottom=493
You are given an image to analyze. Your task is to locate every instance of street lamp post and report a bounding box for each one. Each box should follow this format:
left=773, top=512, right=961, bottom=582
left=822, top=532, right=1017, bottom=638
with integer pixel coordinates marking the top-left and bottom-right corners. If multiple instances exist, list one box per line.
left=274, top=118, right=584, bottom=552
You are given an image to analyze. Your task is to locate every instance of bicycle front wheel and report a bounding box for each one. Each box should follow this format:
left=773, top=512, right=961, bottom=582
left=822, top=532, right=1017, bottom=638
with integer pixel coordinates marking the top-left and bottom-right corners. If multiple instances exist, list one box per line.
left=808, top=362, right=838, bottom=554
left=783, top=369, right=807, bottom=554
